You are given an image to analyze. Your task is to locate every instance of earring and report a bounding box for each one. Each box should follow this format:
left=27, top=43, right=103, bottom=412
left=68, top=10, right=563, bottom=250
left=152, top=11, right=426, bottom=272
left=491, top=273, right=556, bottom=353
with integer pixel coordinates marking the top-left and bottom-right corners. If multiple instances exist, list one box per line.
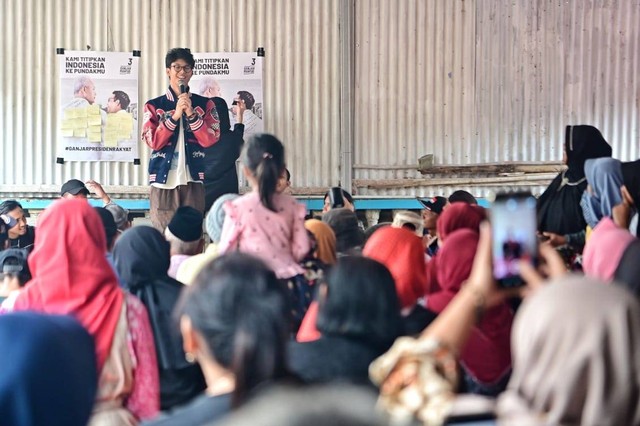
left=185, top=352, right=196, bottom=363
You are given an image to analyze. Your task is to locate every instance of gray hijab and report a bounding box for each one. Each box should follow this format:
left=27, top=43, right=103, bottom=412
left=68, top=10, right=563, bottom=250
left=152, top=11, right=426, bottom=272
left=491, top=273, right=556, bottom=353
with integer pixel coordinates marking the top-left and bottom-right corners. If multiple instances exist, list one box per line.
left=497, top=275, right=640, bottom=426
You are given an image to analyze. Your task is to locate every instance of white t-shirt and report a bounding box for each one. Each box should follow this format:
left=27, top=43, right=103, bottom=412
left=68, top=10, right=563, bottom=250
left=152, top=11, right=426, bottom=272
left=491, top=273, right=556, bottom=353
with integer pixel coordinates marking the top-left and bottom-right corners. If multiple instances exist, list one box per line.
left=152, top=121, right=196, bottom=189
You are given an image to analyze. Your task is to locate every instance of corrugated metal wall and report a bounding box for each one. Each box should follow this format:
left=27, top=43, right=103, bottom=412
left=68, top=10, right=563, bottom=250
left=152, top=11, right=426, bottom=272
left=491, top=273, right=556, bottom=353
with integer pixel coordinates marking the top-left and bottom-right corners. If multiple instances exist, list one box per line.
left=0, top=0, right=341, bottom=197
left=1, top=0, right=638, bottom=199
left=354, top=0, right=640, bottom=197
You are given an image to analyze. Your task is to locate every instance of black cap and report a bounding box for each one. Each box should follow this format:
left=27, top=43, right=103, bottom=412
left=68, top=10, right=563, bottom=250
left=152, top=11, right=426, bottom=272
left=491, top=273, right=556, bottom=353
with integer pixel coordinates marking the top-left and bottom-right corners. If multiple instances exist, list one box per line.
left=167, top=206, right=203, bottom=242
left=417, top=196, right=448, bottom=214
left=60, top=179, right=89, bottom=197
left=0, top=248, right=29, bottom=275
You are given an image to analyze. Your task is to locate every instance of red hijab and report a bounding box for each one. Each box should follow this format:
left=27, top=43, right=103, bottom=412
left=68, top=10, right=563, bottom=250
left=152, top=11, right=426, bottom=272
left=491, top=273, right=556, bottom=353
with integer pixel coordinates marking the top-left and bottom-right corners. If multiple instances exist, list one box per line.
left=429, top=228, right=512, bottom=383
left=13, top=199, right=124, bottom=372
left=437, top=202, right=486, bottom=242
left=363, top=227, right=426, bottom=309
left=427, top=229, right=479, bottom=313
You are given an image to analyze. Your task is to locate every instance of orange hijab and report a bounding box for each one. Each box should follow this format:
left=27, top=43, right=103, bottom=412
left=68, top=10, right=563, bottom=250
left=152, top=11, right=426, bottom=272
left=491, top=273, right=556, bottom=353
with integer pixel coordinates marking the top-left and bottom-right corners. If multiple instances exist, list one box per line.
left=13, top=199, right=124, bottom=372
left=305, top=219, right=337, bottom=265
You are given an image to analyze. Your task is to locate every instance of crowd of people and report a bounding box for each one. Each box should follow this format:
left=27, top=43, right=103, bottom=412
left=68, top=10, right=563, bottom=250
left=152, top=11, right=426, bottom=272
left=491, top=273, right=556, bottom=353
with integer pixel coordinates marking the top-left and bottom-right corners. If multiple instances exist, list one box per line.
left=0, top=47, right=639, bottom=426
left=0, top=124, right=638, bottom=425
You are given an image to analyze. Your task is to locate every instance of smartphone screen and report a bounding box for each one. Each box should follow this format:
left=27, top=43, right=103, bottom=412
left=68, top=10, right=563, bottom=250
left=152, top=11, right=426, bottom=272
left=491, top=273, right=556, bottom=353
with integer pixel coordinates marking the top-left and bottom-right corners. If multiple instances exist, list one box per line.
left=491, top=192, right=538, bottom=288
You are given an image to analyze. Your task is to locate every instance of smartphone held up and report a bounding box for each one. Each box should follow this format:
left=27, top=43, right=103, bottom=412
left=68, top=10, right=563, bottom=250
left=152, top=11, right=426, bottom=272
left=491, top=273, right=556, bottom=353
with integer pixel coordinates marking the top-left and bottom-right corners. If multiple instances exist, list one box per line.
left=490, top=191, right=539, bottom=288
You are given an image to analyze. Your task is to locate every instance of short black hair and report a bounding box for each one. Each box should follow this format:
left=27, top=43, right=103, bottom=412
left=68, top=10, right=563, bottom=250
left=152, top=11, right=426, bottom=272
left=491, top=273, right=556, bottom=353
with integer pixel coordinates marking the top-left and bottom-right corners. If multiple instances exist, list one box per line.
left=317, top=256, right=402, bottom=349
left=112, top=91, right=130, bottom=110
left=285, top=168, right=291, bottom=182
left=0, top=200, right=22, bottom=216
left=237, top=90, right=256, bottom=109
left=448, top=190, right=478, bottom=205
left=179, top=253, right=291, bottom=408
left=165, top=48, right=195, bottom=68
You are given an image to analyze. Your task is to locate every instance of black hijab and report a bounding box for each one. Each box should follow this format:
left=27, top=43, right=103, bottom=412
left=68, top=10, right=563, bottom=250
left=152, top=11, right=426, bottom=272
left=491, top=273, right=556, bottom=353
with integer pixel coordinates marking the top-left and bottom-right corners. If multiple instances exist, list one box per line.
left=0, top=313, right=97, bottom=426
left=113, top=225, right=206, bottom=409
left=112, top=225, right=189, bottom=370
left=537, top=125, right=612, bottom=235
left=614, top=239, right=640, bottom=298
left=203, top=97, right=245, bottom=211
left=622, top=160, right=640, bottom=206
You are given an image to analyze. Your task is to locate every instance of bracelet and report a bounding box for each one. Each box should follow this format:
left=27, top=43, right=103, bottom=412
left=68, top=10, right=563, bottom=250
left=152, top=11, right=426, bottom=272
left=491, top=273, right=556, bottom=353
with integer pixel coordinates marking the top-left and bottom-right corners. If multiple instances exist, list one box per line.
left=465, top=285, right=486, bottom=324
left=187, top=112, right=198, bottom=121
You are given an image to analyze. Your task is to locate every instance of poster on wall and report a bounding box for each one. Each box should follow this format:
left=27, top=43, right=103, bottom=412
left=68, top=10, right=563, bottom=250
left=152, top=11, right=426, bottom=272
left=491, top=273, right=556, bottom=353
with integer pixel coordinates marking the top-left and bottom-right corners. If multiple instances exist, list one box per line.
left=57, top=50, right=139, bottom=162
left=190, top=52, right=264, bottom=138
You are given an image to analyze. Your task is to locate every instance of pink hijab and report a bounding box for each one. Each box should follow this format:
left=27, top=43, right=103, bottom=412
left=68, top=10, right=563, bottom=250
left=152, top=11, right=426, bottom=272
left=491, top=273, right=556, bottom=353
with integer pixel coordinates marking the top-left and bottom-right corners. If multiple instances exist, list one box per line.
left=583, top=217, right=636, bottom=281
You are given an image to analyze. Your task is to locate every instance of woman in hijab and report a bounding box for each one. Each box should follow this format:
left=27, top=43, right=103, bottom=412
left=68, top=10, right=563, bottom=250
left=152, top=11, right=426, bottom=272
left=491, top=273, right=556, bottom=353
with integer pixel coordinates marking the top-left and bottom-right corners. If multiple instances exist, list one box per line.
left=369, top=224, right=640, bottom=426
left=113, top=226, right=206, bottom=411
left=537, top=125, right=612, bottom=249
left=580, top=157, right=624, bottom=230
left=495, top=276, right=640, bottom=425
left=583, top=217, right=636, bottom=281
left=0, top=312, right=97, bottom=426
left=583, top=216, right=640, bottom=297
left=426, top=229, right=513, bottom=396
left=11, top=199, right=159, bottom=425
left=363, top=226, right=437, bottom=336
left=294, top=219, right=337, bottom=342
left=436, top=202, right=486, bottom=243
left=617, top=159, right=640, bottom=237
left=424, top=202, right=486, bottom=296
left=304, top=219, right=337, bottom=266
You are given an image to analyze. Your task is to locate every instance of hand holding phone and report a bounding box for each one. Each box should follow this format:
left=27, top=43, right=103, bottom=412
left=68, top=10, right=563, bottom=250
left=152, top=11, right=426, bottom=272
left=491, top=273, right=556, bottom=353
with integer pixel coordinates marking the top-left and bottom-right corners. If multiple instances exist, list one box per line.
left=490, top=191, right=539, bottom=288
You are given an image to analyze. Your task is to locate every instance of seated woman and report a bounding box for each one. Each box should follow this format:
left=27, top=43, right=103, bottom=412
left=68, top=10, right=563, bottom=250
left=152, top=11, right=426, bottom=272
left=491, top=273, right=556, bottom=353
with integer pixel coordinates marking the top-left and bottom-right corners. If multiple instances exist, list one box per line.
left=370, top=224, right=640, bottom=426
left=581, top=157, right=624, bottom=231
left=289, top=256, right=402, bottom=385
left=146, top=253, right=296, bottom=426
left=425, top=202, right=486, bottom=297
left=583, top=217, right=639, bottom=296
left=537, top=125, right=611, bottom=252
left=363, top=226, right=437, bottom=336
left=11, top=199, right=159, bottom=425
left=425, top=229, right=513, bottom=396
left=0, top=312, right=97, bottom=426
left=113, top=226, right=207, bottom=411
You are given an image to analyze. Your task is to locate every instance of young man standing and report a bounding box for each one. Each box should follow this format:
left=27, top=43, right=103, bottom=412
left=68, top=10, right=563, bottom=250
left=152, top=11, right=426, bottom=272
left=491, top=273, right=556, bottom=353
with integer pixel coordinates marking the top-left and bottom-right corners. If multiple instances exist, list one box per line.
left=142, top=48, right=221, bottom=231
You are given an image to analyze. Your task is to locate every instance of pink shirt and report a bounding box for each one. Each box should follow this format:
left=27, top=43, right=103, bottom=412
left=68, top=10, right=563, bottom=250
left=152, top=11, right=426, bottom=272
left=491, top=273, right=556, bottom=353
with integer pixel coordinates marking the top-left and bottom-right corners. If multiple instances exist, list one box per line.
left=218, top=192, right=310, bottom=279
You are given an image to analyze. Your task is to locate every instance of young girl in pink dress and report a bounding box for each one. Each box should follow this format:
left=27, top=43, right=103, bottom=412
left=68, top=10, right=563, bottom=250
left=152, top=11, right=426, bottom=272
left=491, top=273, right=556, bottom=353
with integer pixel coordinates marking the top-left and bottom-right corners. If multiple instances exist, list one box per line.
left=218, top=134, right=312, bottom=331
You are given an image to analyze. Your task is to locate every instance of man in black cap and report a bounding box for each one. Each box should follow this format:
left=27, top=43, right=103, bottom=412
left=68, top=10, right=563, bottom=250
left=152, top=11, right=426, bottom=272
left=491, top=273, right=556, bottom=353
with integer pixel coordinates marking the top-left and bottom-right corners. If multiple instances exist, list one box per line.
left=417, top=196, right=448, bottom=257
left=164, top=206, right=204, bottom=279
left=60, top=179, right=91, bottom=199
left=61, top=179, right=122, bottom=208
left=0, top=248, right=31, bottom=308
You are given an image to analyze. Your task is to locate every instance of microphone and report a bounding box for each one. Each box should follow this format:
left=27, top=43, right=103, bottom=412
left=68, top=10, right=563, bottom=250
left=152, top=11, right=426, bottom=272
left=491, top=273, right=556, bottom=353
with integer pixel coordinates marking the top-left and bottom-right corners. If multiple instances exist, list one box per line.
left=178, top=79, right=186, bottom=94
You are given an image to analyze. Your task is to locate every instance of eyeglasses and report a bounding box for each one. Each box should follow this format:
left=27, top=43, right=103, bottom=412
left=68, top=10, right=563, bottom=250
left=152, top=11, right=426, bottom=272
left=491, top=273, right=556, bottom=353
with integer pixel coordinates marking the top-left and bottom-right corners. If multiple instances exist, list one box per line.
left=170, top=64, right=193, bottom=73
